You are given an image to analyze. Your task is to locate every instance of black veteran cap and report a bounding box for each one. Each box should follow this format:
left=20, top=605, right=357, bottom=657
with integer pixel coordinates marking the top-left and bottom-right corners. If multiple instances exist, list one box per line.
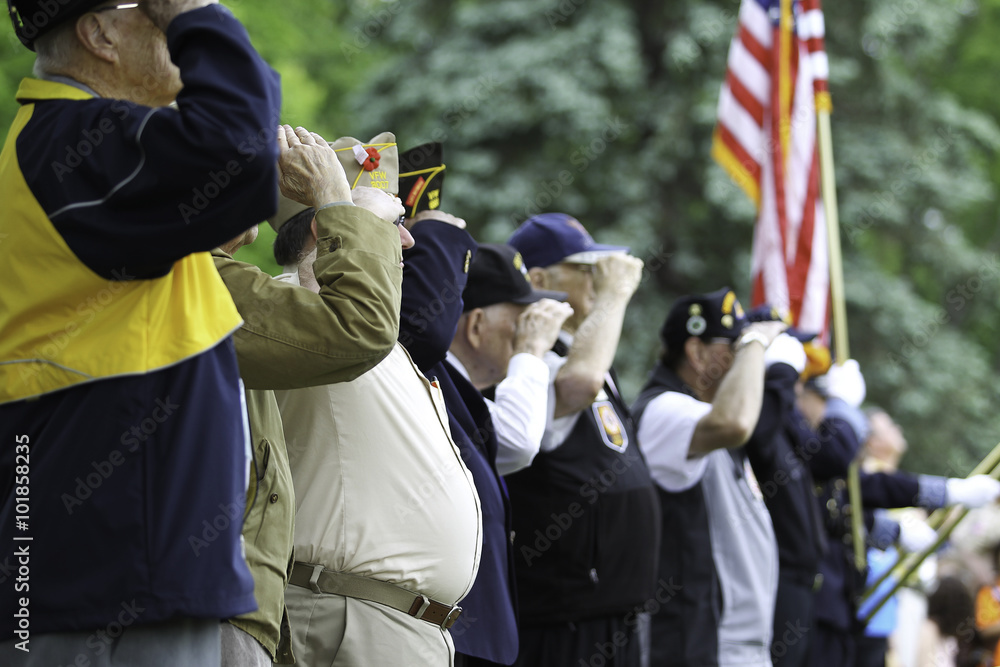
left=660, top=287, right=748, bottom=350
left=398, top=142, right=445, bottom=218
left=8, top=0, right=106, bottom=50
left=463, top=244, right=567, bottom=312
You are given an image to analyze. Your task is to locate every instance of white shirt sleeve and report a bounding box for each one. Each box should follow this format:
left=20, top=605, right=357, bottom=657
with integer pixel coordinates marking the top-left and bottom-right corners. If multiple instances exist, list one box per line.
left=637, top=392, right=713, bottom=492
left=489, top=353, right=551, bottom=475
left=538, top=350, right=583, bottom=452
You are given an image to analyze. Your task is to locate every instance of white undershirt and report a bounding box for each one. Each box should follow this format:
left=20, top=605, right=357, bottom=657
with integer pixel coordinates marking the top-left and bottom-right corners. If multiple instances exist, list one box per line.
left=445, top=351, right=551, bottom=475
left=636, top=391, right=713, bottom=492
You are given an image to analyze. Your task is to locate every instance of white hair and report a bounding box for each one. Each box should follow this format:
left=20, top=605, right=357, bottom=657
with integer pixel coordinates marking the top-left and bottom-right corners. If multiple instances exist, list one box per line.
left=32, top=18, right=81, bottom=78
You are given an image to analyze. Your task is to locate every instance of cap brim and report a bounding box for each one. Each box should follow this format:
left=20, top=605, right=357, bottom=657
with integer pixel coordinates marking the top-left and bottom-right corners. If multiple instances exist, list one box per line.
left=561, top=246, right=630, bottom=265
left=787, top=328, right=819, bottom=343
left=510, top=288, right=569, bottom=305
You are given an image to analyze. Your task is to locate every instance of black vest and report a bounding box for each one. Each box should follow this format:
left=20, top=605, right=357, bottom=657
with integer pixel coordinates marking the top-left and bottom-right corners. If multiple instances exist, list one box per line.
left=504, top=342, right=660, bottom=623
left=632, top=363, right=721, bottom=666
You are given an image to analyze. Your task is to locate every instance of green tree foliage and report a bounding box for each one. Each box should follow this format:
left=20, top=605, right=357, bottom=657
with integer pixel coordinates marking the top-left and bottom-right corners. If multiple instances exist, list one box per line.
left=350, top=0, right=1000, bottom=475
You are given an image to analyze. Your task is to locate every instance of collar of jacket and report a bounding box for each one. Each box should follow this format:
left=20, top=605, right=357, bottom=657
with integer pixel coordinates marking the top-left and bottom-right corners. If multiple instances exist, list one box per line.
left=16, top=77, right=94, bottom=104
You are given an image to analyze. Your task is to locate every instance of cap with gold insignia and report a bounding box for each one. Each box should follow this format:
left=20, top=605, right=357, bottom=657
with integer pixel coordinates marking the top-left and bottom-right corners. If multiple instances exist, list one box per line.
left=462, top=244, right=568, bottom=312
left=398, top=142, right=445, bottom=218
left=268, top=131, right=398, bottom=233
left=660, top=287, right=748, bottom=351
left=8, top=0, right=107, bottom=50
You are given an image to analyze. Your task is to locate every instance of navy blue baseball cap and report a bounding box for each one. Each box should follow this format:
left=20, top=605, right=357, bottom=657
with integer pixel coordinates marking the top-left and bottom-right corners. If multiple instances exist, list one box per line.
left=507, top=213, right=629, bottom=269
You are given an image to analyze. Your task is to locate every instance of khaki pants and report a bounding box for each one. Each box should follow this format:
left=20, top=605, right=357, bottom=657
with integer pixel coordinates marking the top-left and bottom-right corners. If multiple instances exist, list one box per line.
left=285, top=583, right=453, bottom=667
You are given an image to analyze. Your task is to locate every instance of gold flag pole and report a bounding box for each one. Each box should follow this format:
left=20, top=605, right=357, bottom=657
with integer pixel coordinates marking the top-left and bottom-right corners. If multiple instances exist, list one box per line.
left=859, top=441, right=1000, bottom=609
left=860, top=498, right=982, bottom=625
left=817, top=99, right=864, bottom=572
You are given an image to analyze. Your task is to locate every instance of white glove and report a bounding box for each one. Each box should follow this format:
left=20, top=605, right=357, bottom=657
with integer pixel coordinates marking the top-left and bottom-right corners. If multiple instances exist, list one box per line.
left=946, top=475, right=1000, bottom=508
left=897, top=517, right=938, bottom=553
left=824, top=359, right=866, bottom=408
left=763, top=333, right=806, bottom=373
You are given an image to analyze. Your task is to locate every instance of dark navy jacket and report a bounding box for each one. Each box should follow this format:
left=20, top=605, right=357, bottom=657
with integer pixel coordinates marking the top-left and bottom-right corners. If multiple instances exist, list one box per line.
left=745, top=363, right=826, bottom=583
left=0, top=6, right=279, bottom=637
left=399, top=220, right=519, bottom=665
left=793, top=400, right=929, bottom=634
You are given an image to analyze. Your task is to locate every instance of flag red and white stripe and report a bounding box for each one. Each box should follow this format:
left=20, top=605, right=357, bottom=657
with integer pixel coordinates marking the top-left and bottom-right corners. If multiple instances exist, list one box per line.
left=712, top=0, right=831, bottom=339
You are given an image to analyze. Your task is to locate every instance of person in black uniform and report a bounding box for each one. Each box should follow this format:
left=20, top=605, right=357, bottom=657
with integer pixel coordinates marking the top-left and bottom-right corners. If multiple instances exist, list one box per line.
left=505, top=213, right=660, bottom=667
left=736, top=308, right=828, bottom=667
left=792, top=359, right=1000, bottom=667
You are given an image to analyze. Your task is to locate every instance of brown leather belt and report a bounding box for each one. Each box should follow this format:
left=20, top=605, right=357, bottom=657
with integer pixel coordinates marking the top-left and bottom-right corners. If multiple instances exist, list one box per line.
left=288, top=562, right=463, bottom=630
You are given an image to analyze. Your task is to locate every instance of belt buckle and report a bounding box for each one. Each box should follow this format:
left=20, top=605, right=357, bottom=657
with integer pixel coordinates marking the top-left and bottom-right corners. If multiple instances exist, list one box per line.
left=441, top=605, right=462, bottom=630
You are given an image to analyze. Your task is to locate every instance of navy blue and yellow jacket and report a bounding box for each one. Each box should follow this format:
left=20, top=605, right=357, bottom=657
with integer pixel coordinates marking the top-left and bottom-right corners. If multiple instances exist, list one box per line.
left=0, top=6, right=281, bottom=637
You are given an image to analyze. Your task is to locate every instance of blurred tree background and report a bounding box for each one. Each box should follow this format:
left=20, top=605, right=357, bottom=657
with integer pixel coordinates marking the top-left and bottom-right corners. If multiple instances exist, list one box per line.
left=2, top=0, right=999, bottom=475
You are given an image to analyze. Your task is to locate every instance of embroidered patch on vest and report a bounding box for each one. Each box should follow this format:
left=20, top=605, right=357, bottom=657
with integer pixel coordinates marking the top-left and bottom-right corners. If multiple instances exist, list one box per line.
left=592, top=401, right=628, bottom=452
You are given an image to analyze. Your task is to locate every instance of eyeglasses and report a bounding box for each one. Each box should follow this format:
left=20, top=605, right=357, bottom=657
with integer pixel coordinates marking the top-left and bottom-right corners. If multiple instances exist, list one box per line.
left=92, top=3, right=140, bottom=13
left=560, top=262, right=595, bottom=275
left=395, top=215, right=406, bottom=227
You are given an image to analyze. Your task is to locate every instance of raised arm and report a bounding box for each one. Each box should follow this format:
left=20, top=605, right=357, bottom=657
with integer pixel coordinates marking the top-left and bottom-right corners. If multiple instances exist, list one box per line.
left=26, top=3, right=282, bottom=279
left=688, top=321, right=785, bottom=457
left=214, top=126, right=401, bottom=389
left=553, top=254, right=642, bottom=418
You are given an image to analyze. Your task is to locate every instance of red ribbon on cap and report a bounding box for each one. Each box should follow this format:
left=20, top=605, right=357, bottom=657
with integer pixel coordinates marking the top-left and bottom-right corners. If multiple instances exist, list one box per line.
left=363, top=147, right=381, bottom=171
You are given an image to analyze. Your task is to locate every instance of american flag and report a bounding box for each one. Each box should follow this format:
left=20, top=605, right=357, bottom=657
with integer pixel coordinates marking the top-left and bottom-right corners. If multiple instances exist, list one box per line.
left=712, top=0, right=832, bottom=339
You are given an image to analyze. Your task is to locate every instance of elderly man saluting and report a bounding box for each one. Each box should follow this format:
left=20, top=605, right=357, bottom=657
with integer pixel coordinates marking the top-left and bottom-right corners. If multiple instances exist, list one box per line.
left=0, top=0, right=281, bottom=664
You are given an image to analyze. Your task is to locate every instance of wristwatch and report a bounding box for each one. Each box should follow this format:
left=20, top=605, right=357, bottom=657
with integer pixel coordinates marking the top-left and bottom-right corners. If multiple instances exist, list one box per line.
left=735, top=330, right=769, bottom=352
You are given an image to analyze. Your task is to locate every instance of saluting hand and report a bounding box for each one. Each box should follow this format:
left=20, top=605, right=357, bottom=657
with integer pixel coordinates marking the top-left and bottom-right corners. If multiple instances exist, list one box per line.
left=276, top=125, right=352, bottom=210
left=514, top=299, right=575, bottom=358
left=593, top=254, right=644, bottom=300
left=351, top=187, right=404, bottom=225
left=143, top=0, right=219, bottom=32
